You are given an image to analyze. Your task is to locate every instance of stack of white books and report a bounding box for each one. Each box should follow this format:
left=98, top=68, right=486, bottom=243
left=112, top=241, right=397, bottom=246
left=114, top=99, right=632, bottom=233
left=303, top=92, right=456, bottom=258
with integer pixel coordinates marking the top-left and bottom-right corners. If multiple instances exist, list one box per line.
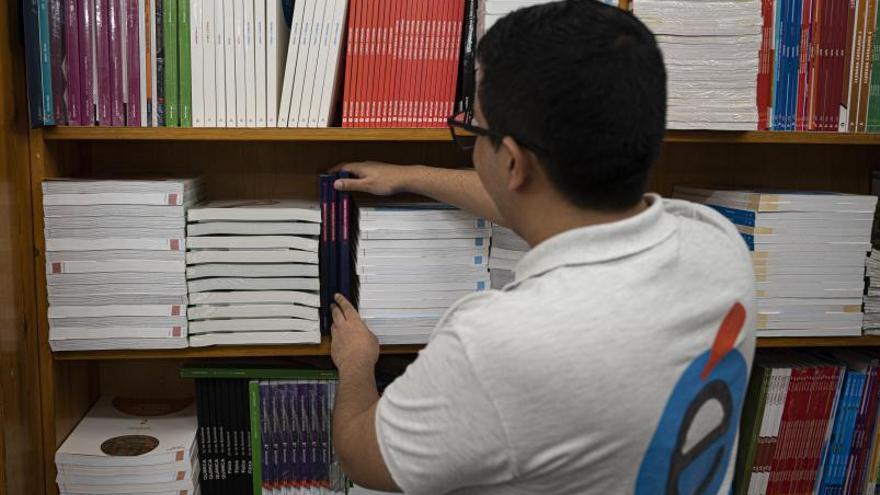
left=865, top=250, right=880, bottom=335
left=357, top=206, right=491, bottom=344
left=186, top=200, right=322, bottom=347
left=634, top=0, right=761, bottom=130
left=55, top=396, right=199, bottom=495
left=489, top=225, right=529, bottom=289
left=676, top=186, right=876, bottom=337
left=44, top=179, right=201, bottom=351
left=349, top=486, right=397, bottom=495
left=478, top=0, right=619, bottom=38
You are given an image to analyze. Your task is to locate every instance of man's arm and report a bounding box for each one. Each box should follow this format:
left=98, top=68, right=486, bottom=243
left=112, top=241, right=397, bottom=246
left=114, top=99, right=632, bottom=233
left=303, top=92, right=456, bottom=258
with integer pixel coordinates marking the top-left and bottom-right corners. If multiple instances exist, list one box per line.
left=332, top=162, right=506, bottom=226
left=330, top=295, right=402, bottom=492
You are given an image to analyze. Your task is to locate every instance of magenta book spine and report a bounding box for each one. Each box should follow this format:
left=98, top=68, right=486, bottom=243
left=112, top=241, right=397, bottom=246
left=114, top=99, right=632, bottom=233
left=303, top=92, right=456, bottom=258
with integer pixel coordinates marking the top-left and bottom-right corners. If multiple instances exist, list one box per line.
left=78, top=0, right=95, bottom=125
left=126, top=0, right=141, bottom=125
left=95, top=0, right=111, bottom=124
left=64, top=0, right=82, bottom=125
left=108, top=0, right=125, bottom=125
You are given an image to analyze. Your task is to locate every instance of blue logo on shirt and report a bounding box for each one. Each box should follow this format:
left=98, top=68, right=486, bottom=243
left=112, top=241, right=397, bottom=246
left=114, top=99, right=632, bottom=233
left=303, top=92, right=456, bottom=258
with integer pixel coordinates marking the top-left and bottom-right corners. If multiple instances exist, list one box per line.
left=635, top=303, right=749, bottom=495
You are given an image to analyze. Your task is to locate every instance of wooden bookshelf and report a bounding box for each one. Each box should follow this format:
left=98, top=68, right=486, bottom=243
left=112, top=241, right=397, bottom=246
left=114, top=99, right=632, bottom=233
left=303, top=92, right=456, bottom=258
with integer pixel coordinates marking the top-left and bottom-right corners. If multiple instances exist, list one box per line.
left=42, top=126, right=880, bottom=144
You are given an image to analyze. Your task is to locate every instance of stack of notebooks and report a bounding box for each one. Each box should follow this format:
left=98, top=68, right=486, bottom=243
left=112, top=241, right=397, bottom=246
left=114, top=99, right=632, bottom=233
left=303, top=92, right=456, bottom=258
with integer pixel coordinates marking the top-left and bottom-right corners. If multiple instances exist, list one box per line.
left=633, top=0, right=761, bottom=130
left=866, top=250, right=880, bottom=335
left=55, top=396, right=199, bottom=495
left=488, top=225, right=529, bottom=289
left=180, top=367, right=346, bottom=495
left=733, top=351, right=880, bottom=495
left=676, top=186, right=876, bottom=337
left=478, top=0, right=620, bottom=38
left=356, top=205, right=491, bottom=344
left=44, top=178, right=200, bottom=351
left=186, top=200, right=322, bottom=347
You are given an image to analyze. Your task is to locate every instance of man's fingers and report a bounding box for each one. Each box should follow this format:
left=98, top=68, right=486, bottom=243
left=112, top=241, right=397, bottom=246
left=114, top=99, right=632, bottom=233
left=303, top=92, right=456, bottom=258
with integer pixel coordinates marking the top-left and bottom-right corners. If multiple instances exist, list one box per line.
left=331, top=303, right=345, bottom=323
left=334, top=294, right=358, bottom=317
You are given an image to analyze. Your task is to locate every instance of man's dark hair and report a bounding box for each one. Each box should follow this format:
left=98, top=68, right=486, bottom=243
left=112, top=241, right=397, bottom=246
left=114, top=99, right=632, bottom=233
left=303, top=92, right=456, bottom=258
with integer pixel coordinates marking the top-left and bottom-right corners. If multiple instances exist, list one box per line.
left=477, top=0, right=666, bottom=211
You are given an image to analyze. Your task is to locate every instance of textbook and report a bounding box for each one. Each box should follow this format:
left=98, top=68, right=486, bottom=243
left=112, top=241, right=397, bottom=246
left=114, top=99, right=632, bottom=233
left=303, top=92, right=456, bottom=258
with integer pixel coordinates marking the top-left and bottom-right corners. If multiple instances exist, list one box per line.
left=489, top=225, right=528, bottom=288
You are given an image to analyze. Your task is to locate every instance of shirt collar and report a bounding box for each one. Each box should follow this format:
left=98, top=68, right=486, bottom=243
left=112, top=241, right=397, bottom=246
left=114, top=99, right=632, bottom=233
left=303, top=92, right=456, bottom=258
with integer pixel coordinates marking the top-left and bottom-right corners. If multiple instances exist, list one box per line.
left=510, top=194, right=677, bottom=286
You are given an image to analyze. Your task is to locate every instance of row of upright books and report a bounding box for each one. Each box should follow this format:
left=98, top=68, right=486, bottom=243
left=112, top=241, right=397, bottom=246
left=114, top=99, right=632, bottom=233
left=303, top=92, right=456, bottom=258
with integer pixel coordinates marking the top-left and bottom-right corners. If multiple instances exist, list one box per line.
left=22, top=0, right=480, bottom=128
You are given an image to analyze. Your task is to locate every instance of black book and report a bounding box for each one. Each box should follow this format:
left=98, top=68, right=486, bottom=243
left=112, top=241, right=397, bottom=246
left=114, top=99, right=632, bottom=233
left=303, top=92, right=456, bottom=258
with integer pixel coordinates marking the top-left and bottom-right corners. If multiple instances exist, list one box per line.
left=22, top=0, right=48, bottom=127
left=456, top=0, right=478, bottom=118
left=195, top=380, right=212, bottom=495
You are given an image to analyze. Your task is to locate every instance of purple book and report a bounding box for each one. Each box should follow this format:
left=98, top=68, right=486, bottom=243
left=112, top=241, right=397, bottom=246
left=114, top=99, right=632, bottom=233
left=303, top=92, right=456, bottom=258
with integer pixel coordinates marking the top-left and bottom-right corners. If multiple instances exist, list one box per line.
left=108, top=0, right=125, bottom=126
left=63, top=0, right=81, bottom=125
left=125, top=0, right=140, bottom=126
left=95, top=0, right=111, bottom=124
left=49, top=0, right=67, bottom=124
left=77, top=0, right=95, bottom=125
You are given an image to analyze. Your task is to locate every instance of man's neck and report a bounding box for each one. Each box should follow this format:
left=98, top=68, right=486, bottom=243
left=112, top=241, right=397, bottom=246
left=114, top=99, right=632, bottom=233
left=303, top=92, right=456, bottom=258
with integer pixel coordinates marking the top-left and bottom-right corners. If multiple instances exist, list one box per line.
left=514, top=196, right=650, bottom=248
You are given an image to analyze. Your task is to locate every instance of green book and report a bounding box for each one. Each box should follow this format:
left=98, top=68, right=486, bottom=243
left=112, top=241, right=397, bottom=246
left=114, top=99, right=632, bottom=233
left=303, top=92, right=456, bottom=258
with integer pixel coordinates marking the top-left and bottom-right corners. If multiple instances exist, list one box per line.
left=178, top=0, right=192, bottom=127
left=732, top=364, right=772, bottom=495
left=164, top=0, right=179, bottom=127
left=868, top=3, right=880, bottom=133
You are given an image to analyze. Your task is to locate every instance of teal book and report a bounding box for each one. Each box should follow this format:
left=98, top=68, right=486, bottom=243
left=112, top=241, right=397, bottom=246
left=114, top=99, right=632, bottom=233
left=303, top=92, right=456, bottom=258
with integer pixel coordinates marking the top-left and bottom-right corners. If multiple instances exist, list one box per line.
left=38, top=0, right=54, bottom=125
left=164, top=0, right=179, bottom=126
left=178, top=0, right=192, bottom=127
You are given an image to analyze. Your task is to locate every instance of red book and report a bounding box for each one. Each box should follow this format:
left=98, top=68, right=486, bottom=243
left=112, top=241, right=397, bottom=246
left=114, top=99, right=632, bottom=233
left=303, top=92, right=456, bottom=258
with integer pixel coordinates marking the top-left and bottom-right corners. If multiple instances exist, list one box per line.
left=125, top=0, right=141, bottom=126
left=831, top=0, right=853, bottom=130
left=758, top=0, right=774, bottom=129
left=379, top=0, right=395, bottom=127
left=108, top=0, right=125, bottom=126
left=64, top=0, right=82, bottom=125
left=806, top=0, right=824, bottom=129
left=795, top=366, right=839, bottom=494
left=796, top=0, right=814, bottom=130
left=387, top=0, right=402, bottom=127
left=416, top=0, right=434, bottom=126
left=77, top=0, right=95, bottom=125
left=49, top=0, right=67, bottom=124
left=399, top=1, right=416, bottom=126
left=341, top=0, right=357, bottom=127
left=818, top=0, right=839, bottom=130
left=351, top=0, right=366, bottom=127
left=444, top=0, right=465, bottom=124
left=366, top=0, right=381, bottom=127
left=421, top=1, right=439, bottom=127
left=767, top=367, right=811, bottom=495
left=781, top=366, right=819, bottom=494
left=95, top=0, right=112, bottom=125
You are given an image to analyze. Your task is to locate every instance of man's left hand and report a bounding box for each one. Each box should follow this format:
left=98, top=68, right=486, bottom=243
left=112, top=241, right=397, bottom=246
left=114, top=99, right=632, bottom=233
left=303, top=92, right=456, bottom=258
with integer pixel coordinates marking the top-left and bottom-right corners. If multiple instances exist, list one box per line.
left=331, top=294, right=380, bottom=373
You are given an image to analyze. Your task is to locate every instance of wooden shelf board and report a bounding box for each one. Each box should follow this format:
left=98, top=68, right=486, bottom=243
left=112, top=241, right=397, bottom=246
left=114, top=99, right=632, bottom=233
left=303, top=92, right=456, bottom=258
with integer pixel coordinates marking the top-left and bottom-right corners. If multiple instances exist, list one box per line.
left=42, top=127, right=880, bottom=144
left=52, top=336, right=423, bottom=360
left=755, top=336, right=880, bottom=348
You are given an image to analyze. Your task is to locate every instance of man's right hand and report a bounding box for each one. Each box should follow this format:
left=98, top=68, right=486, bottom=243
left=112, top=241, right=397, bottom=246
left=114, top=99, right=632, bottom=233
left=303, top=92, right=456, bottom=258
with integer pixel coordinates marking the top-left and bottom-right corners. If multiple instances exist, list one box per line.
left=331, top=161, right=420, bottom=196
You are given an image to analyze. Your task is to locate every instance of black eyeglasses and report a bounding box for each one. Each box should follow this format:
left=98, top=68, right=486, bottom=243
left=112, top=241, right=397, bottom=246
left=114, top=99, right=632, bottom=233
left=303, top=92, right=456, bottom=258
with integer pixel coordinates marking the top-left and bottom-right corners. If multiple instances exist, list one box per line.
left=446, top=111, right=548, bottom=155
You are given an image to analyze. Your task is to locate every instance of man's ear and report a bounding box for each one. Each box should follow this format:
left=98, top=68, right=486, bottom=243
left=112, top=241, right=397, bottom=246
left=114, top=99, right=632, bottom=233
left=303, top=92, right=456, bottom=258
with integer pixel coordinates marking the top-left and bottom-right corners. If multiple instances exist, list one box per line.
left=501, top=136, right=532, bottom=192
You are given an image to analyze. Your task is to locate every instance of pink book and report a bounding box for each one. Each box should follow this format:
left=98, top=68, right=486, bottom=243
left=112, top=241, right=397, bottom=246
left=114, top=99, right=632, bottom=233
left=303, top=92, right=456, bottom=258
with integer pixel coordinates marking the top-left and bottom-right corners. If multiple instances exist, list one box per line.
left=125, top=0, right=141, bottom=126
left=79, top=0, right=96, bottom=125
left=64, top=0, right=82, bottom=125
left=108, top=0, right=125, bottom=126
left=95, top=0, right=112, bottom=124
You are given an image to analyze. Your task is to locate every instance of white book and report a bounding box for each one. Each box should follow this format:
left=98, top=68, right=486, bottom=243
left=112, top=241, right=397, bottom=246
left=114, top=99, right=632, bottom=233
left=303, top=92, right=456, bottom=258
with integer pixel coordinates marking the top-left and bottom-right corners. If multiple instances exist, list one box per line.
left=54, top=396, right=197, bottom=467
left=223, top=0, right=237, bottom=127
left=358, top=280, right=488, bottom=292
left=359, top=289, right=476, bottom=302
left=358, top=272, right=488, bottom=284
left=57, top=451, right=197, bottom=475
left=46, top=250, right=186, bottom=262
left=56, top=476, right=197, bottom=495
left=267, top=0, right=293, bottom=127
left=287, top=0, right=317, bottom=127
left=359, top=207, right=476, bottom=220
left=46, top=260, right=185, bottom=274
left=44, top=204, right=187, bottom=218
left=490, top=247, right=527, bottom=261
left=44, top=192, right=187, bottom=206
left=187, top=221, right=320, bottom=236
left=48, top=283, right=188, bottom=298
left=358, top=238, right=489, bottom=250
left=188, top=199, right=321, bottom=222
left=188, top=304, right=318, bottom=320
left=186, top=249, right=318, bottom=265
left=47, top=272, right=185, bottom=286
left=187, top=277, right=319, bottom=292
left=234, top=0, right=247, bottom=127
left=49, top=304, right=185, bottom=318
left=357, top=263, right=488, bottom=276
left=758, top=328, right=863, bottom=337
left=214, top=0, right=227, bottom=126
left=49, top=293, right=189, bottom=306
left=244, top=0, right=257, bottom=127
left=50, top=316, right=186, bottom=330
left=46, top=227, right=186, bottom=239
left=360, top=229, right=492, bottom=240
left=276, top=0, right=307, bottom=127
left=50, top=336, right=189, bottom=351
left=45, top=216, right=186, bottom=230
left=56, top=461, right=197, bottom=485
left=186, top=263, right=319, bottom=279
left=189, top=317, right=318, bottom=333
left=46, top=238, right=184, bottom=252
left=202, top=0, right=216, bottom=127
left=50, top=326, right=186, bottom=340
left=359, top=296, right=463, bottom=310
left=357, top=253, right=487, bottom=267
left=189, top=330, right=320, bottom=347
left=186, top=236, right=316, bottom=251
left=375, top=334, right=430, bottom=345
left=361, top=308, right=448, bottom=319
left=254, top=0, right=267, bottom=127
left=488, top=258, right=517, bottom=271
left=43, top=178, right=200, bottom=195
left=303, top=0, right=331, bottom=127
left=191, top=0, right=204, bottom=127
left=150, top=0, right=159, bottom=126
left=294, top=0, right=324, bottom=128
left=188, top=290, right=319, bottom=306
left=317, top=0, right=348, bottom=127
left=139, top=0, right=148, bottom=126
left=358, top=245, right=490, bottom=258
left=360, top=218, right=490, bottom=230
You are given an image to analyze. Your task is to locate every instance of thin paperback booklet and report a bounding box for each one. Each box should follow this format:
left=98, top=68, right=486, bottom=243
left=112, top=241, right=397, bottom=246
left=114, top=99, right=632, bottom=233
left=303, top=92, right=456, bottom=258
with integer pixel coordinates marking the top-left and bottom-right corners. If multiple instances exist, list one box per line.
left=187, top=199, right=321, bottom=222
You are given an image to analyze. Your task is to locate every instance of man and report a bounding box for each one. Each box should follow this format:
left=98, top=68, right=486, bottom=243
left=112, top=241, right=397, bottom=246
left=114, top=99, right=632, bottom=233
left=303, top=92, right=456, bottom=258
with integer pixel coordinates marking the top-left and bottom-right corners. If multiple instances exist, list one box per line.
left=329, top=0, right=756, bottom=493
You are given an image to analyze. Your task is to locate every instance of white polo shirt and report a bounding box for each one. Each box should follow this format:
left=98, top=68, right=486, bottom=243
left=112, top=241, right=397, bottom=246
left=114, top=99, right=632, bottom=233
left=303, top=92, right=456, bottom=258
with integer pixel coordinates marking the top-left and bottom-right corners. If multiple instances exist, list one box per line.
left=375, top=194, right=757, bottom=495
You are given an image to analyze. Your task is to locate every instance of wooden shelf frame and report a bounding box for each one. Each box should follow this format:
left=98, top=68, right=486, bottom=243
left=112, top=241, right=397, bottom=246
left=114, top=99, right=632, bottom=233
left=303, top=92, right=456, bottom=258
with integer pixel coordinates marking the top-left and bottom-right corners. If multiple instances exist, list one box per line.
left=42, top=126, right=880, bottom=144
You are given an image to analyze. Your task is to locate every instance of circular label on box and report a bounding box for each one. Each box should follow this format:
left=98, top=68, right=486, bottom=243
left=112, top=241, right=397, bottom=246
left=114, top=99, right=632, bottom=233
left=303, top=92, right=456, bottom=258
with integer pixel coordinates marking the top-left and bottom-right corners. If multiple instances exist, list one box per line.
left=100, top=435, right=160, bottom=457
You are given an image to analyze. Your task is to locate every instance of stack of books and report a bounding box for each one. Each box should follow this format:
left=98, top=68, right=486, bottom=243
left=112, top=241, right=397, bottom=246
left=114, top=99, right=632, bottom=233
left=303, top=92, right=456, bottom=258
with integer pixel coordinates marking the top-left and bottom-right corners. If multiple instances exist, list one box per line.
left=677, top=186, right=876, bottom=337
left=55, top=396, right=199, bottom=495
left=734, top=351, right=880, bottom=495
left=356, top=205, right=491, bottom=344
left=186, top=200, right=322, bottom=347
left=44, top=178, right=200, bottom=351
left=478, top=0, right=619, bottom=38
left=181, top=367, right=346, bottom=495
left=634, top=0, right=761, bottom=130
left=866, top=250, right=880, bottom=335
left=488, top=225, right=529, bottom=289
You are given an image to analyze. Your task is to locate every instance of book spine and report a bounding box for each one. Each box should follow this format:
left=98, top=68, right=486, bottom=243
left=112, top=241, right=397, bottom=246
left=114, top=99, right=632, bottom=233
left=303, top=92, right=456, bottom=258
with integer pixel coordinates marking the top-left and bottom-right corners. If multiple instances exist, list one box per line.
left=223, top=0, right=236, bottom=128
left=190, top=0, right=203, bottom=127
left=789, top=0, right=804, bottom=130
left=840, top=0, right=857, bottom=129
left=243, top=0, right=255, bottom=128
left=38, top=0, right=55, bottom=125
left=868, top=0, right=880, bottom=130
left=138, top=0, right=147, bottom=126
left=339, top=171, right=351, bottom=300
left=425, top=1, right=441, bottom=127
left=805, top=0, right=821, bottom=129
left=179, top=0, right=192, bottom=127
left=803, top=367, right=840, bottom=494
left=202, top=0, right=216, bottom=127
left=78, top=0, right=95, bottom=125
left=445, top=0, right=465, bottom=124
left=341, top=0, right=356, bottom=127
left=832, top=0, right=851, bottom=130
left=214, top=0, right=225, bottom=127
left=733, top=366, right=769, bottom=495
left=848, top=368, right=880, bottom=495
left=849, top=0, right=867, bottom=131
left=233, top=0, right=245, bottom=127
left=95, top=0, right=111, bottom=124
left=457, top=0, right=476, bottom=117
left=767, top=367, right=806, bottom=494
left=49, top=0, right=67, bottom=124
left=108, top=0, right=125, bottom=125
left=64, top=0, right=82, bottom=125
left=858, top=0, right=879, bottom=131
left=126, top=0, right=141, bottom=125
left=164, top=0, right=179, bottom=126
left=319, top=175, right=330, bottom=333
left=155, top=0, right=165, bottom=125
left=796, top=0, right=812, bottom=130
left=254, top=0, right=265, bottom=127
left=24, top=0, right=46, bottom=127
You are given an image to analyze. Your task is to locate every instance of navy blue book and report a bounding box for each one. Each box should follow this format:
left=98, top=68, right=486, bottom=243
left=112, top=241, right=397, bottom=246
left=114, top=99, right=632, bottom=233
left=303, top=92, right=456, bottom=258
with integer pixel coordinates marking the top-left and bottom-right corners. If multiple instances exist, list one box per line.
left=319, top=175, right=333, bottom=333
left=23, top=0, right=47, bottom=127
left=338, top=171, right=352, bottom=303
